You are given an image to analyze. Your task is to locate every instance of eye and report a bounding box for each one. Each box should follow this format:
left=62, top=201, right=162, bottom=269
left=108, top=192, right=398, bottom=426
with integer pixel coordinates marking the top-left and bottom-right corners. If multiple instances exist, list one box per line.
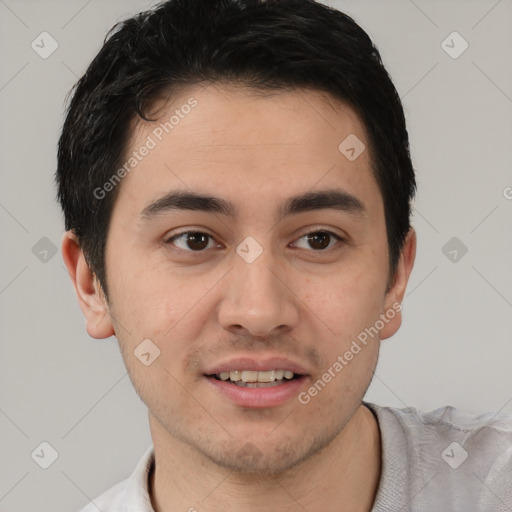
left=166, top=231, right=218, bottom=251
left=292, top=230, right=343, bottom=251
left=165, top=229, right=343, bottom=253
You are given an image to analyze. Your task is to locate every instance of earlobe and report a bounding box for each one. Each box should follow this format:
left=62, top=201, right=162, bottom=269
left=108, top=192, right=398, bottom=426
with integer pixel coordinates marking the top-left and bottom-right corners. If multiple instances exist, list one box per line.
left=380, top=228, right=417, bottom=340
left=61, top=231, right=115, bottom=339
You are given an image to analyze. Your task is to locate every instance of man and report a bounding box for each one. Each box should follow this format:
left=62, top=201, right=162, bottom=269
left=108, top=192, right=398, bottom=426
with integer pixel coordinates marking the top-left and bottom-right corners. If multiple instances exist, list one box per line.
left=57, top=0, right=512, bottom=510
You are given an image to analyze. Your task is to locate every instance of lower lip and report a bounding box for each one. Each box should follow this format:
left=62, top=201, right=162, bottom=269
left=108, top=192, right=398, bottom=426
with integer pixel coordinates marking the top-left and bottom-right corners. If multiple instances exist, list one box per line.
left=205, top=376, right=308, bottom=408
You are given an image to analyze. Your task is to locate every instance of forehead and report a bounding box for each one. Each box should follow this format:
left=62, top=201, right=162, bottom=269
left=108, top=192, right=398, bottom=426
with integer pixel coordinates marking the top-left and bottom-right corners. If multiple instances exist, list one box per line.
left=115, top=84, right=381, bottom=218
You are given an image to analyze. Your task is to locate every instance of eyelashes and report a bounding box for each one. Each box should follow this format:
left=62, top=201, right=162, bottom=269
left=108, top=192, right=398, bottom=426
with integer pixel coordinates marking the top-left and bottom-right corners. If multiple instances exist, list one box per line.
left=166, top=229, right=344, bottom=253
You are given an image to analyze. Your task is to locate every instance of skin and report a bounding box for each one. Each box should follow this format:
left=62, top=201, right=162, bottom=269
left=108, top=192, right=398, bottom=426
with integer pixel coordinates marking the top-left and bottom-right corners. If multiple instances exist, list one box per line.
left=62, top=84, right=416, bottom=512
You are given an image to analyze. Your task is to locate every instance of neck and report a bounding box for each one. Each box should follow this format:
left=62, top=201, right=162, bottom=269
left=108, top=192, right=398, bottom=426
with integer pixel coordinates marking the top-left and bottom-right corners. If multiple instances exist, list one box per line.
left=149, top=404, right=381, bottom=512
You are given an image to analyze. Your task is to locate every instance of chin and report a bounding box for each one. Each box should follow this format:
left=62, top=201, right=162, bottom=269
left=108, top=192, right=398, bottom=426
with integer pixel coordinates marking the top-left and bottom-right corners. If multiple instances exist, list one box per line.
left=199, top=430, right=338, bottom=476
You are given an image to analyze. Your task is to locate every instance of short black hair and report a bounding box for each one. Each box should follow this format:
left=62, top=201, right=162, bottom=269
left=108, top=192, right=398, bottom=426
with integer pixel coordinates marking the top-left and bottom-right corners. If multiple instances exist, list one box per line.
left=56, top=0, right=416, bottom=299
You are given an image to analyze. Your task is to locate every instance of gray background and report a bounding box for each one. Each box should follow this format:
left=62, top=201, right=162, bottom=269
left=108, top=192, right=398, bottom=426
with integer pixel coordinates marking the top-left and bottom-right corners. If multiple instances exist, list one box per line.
left=1, top=1, right=511, bottom=511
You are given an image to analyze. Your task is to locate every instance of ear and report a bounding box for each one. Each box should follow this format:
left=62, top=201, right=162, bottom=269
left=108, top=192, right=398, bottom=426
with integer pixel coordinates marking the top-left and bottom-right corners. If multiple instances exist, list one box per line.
left=380, top=228, right=416, bottom=340
left=61, top=231, right=115, bottom=339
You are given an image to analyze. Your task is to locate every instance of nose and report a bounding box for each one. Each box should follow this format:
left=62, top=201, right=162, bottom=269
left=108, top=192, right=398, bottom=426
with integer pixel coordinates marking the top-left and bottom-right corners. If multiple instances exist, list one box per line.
left=217, top=245, right=300, bottom=338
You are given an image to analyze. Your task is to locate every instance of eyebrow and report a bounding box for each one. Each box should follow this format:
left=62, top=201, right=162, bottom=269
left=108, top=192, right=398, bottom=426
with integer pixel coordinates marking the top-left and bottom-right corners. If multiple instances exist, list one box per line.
left=140, top=189, right=366, bottom=221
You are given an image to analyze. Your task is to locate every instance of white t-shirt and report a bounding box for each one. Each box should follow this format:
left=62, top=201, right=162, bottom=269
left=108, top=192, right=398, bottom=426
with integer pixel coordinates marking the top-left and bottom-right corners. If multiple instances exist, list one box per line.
left=78, top=402, right=512, bottom=511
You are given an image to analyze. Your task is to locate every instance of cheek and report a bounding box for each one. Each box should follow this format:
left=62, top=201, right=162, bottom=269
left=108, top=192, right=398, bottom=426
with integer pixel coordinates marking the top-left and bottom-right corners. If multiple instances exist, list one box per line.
left=298, top=341, right=379, bottom=421
left=301, top=264, right=387, bottom=338
left=108, top=257, right=218, bottom=361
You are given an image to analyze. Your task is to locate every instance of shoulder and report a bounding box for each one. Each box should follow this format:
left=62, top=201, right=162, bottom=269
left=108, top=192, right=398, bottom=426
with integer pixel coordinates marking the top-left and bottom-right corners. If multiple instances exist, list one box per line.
left=75, top=445, right=155, bottom=512
left=77, top=478, right=129, bottom=512
left=366, top=402, right=512, bottom=511
left=368, top=401, right=512, bottom=459
left=369, top=401, right=512, bottom=434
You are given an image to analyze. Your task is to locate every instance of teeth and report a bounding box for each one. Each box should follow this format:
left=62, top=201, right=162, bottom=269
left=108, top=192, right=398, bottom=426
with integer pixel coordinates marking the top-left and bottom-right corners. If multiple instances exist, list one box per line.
left=241, top=370, right=258, bottom=383
left=258, top=370, right=275, bottom=382
left=215, top=369, right=297, bottom=383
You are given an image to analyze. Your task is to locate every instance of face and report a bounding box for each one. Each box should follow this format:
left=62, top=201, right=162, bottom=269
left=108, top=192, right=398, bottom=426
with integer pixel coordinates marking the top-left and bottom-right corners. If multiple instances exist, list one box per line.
left=68, top=84, right=414, bottom=474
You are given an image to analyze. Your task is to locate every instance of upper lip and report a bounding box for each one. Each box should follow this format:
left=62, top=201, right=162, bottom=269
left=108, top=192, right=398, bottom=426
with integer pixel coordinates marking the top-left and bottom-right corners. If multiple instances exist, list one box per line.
left=205, top=357, right=310, bottom=376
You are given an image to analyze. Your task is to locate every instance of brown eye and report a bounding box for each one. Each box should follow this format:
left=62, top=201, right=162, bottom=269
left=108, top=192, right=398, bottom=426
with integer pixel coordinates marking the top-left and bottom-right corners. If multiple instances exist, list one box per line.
left=307, top=232, right=331, bottom=250
left=294, top=231, right=342, bottom=251
left=167, top=231, right=214, bottom=251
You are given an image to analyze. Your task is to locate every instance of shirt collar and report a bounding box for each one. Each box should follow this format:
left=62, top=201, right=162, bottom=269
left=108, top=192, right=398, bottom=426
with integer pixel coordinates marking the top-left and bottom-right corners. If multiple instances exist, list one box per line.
left=125, top=444, right=155, bottom=512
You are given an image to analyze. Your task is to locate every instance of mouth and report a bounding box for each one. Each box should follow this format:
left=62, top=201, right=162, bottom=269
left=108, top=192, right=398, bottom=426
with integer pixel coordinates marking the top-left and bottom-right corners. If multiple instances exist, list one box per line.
left=208, top=369, right=302, bottom=388
left=203, top=357, right=309, bottom=408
